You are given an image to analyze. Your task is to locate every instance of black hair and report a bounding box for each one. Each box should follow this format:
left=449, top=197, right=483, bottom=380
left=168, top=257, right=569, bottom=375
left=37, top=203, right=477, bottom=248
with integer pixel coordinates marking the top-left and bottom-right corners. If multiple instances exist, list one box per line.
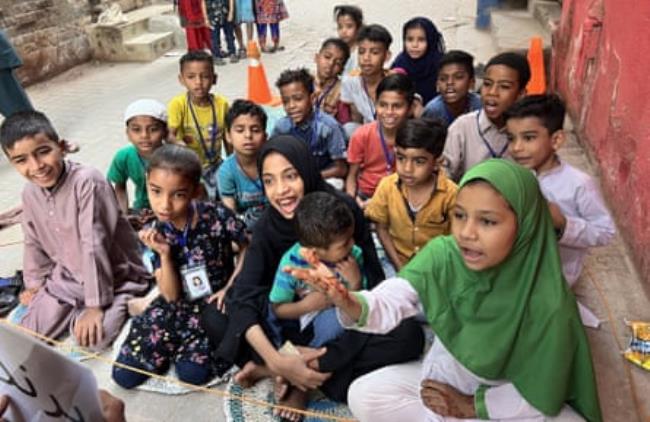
left=396, top=118, right=447, bottom=157
left=438, top=50, right=475, bottom=80
left=147, top=144, right=202, bottom=186
left=179, top=50, right=215, bottom=72
left=275, top=68, right=315, bottom=95
left=485, top=52, right=531, bottom=91
left=504, top=94, right=566, bottom=134
left=376, top=73, right=416, bottom=105
left=295, top=191, right=355, bottom=249
left=320, top=37, right=351, bottom=66
left=333, top=5, right=363, bottom=28
left=0, top=110, right=59, bottom=152
left=225, top=99, right=268, bottom=131
left=356, top=24, right=392, bottom=49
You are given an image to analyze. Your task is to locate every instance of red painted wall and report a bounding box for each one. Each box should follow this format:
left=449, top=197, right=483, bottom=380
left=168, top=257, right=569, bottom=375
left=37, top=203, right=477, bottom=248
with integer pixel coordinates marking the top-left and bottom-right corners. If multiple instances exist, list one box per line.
left=552, top=0, right=650, bottom=286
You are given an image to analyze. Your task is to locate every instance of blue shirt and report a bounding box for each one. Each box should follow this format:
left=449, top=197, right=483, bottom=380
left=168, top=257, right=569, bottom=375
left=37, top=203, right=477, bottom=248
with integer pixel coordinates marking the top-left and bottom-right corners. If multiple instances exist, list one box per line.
left=217, top=154, right=268, bottom=229
left=422, top=92, right=482, bottom=127
left=272, top=111, right=347, bottom=172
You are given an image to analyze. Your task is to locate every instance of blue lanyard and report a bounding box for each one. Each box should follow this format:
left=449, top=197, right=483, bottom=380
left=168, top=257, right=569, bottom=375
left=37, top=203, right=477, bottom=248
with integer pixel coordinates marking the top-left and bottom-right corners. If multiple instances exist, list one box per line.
left=476, top=110, right=508, bottom=158
left=236, top=156, right=262, bottom=190
left=291, top=113, right=319, bottom=151
left=361, top=78, right=377, bottom=120
left=315, top=81, right=336, bottom=112
left=167, top=202, right=195, bottom=262
left=377, top=124, right=394, bottom=174
left=187, top=94, right=218, bottom=162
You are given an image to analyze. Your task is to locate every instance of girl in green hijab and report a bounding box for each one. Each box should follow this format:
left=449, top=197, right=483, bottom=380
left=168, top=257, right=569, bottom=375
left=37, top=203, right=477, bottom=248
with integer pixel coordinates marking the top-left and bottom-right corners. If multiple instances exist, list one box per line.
left=288, top=159, right=601, bottom=421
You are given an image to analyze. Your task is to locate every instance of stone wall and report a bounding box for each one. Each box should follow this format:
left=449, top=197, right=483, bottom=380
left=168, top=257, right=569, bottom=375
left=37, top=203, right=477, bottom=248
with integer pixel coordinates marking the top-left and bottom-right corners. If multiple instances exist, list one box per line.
left=0, top=0, right=154, bottom=85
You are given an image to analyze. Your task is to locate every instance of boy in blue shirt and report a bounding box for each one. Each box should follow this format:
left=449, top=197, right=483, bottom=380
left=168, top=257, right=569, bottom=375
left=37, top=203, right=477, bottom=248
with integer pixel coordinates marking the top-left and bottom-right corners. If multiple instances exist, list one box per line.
left=217, top=99, right=269, bottom=230
left=272, top=68, right=347, bottom=184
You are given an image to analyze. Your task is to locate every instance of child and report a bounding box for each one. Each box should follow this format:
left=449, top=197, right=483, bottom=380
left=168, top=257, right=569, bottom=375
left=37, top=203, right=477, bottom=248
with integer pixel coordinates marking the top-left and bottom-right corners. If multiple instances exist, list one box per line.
left=204, top=0, right=238, bottom=65
left=113, top=145, right=248, bottom=388
left=178, top=0, right=212, bottom=51
left=366, top=118, right=457, bottom=273
left=290, top=159, right=602, bottom=422
left=505, top=94, right=615, bottom=327
left=443, top=52, right=530, bottom=182
left=272, top=68, right=347, bottom=181
left=422, top=50, right=482, bottom=126
left=268, top=191, right=366, bottom=349
left=233, top=0, right=256, bottom=58
left=108, top=99, right=167, bottom=217
left=333, top=5, right=364, bottom=76
left=255, top=0, right=289, bottom=53
left=0, top=111, right=150, bottom=350
left=313, top=38, right=351, bottom=124
left=390, top=17, right=445, bottom=105
left=346, top=73, right=415, bottom=206
left=217, top=99, right=269, bottom=230
left=340, top=24, right=392, bottom=135
left=168, top=51, right=231, bottom=198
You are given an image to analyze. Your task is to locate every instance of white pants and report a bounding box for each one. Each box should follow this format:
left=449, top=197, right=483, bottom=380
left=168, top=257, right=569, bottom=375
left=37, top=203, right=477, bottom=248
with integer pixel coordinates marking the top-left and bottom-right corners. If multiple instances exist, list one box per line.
left=347, top=362, right=586, bottom=422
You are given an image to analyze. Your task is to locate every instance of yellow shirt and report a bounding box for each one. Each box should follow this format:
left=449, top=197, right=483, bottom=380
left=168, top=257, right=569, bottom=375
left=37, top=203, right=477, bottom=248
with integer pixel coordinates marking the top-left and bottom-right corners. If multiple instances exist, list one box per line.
left=167, top=92, right=229, bottom=166
left=365, top=171, right=458, bottom=263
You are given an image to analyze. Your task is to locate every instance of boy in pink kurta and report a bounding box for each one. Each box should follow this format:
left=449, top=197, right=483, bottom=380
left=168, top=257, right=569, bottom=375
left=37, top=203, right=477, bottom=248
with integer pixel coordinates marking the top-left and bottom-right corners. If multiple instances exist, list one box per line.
left=1, top=111, right=150, bottom=351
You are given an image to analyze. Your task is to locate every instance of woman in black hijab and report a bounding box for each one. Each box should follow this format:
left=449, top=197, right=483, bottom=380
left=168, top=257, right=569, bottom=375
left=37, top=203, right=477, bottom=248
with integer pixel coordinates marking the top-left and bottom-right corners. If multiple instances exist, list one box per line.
left=202, top=135, right=423, bottom=403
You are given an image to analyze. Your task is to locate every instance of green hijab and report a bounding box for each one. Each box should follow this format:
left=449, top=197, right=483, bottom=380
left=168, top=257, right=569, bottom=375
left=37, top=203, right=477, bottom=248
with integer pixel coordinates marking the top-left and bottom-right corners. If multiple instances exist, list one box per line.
left=399, top=159, right=602, bottom=421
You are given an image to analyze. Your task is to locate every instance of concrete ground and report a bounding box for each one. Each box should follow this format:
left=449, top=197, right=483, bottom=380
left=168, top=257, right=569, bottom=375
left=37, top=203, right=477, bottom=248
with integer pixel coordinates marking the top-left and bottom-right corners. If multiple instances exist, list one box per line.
left=0, top=0, right=648, bottom=420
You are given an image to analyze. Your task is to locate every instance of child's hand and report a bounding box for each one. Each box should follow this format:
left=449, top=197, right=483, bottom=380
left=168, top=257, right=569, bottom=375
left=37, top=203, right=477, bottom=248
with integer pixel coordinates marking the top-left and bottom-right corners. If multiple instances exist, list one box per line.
left=19, top=288, right=39, bottom=306
left=139, top=228, right=170, bottom=256
left=207, top=286, right=229, bottom=312
left=74, top=307, right=104, bottom=348
left=355, top=196, right=369, bottom=210
left=420, top=379, right=476, bottom=419
left=227, top=10, right=234, bottom=22
left=336, top=255, right=362, bottom=290
left=548, top=202, right=567, bottom=232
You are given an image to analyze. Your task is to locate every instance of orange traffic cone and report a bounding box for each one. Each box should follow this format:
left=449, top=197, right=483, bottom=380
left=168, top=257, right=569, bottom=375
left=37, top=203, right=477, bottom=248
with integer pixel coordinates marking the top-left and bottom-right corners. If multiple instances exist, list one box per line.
left=526, top=36, right=546, bottom=95
left=247, top=40, right=281, bottom=106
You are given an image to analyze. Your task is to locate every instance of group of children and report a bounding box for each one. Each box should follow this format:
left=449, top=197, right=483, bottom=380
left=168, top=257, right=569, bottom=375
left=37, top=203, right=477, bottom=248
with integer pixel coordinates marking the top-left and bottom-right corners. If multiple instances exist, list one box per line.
left=178, top=0, right=288, bottom=64
left=0, top=4, right=616, bottom=421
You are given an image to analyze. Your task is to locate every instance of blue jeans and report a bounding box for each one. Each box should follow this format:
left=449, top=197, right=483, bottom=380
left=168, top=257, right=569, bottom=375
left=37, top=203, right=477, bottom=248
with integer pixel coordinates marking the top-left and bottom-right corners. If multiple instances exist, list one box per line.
left=211, top=22, right=236, bottom=57
left=267, top=304, right=344, bottom=348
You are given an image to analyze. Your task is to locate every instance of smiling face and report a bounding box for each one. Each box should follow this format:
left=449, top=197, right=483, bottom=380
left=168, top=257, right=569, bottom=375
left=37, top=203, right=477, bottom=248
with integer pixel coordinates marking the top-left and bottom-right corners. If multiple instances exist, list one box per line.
left=315, top=44, right=347, bottom=82
left=178, top=60, right=215, bottom=104
left=313, top=227, right=355, bottom=264
left=437, top=63, right=475, bottom=106
left=280, top=81, right=314, bottom=126
left=451, top=181, right=518, bottom=271
left=376, top=90, right=411, bottom=132
left=227, top=113, right=267, bottom=158
left=357, top=40, right=390, bottom=78
left=480, top=64, right=523, bottom=127
left=395, top=146, right=438, bottom=187
left=337, top=15, right=359, bottom=46
left=6, top=133, right=66, bottom=189
left=147, top=168, right=196, bottom=229
left=404, top=26, right=427, bottom=60
left=261, top=152, right=305, bottom=219
left=126, top=116, right=166, bottom=158
left=506, top=116, right=562, bottom=173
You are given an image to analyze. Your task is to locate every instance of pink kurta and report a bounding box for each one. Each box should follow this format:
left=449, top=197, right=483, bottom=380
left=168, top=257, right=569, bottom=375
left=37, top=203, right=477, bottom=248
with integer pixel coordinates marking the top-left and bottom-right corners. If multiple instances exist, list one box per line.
left=20, top=161, right=150, bottom=349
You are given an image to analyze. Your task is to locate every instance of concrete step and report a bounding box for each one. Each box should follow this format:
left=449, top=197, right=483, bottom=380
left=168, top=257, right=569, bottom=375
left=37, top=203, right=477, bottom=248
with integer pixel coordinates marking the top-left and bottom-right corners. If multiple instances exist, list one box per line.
left=123, top=31, right=175, bottom=62
left=490, top=9, right=551, bottom=53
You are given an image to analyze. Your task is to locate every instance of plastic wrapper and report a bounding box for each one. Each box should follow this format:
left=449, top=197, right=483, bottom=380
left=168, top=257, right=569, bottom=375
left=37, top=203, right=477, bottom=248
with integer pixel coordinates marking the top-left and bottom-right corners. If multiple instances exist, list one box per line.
left=623, top=320, right=650, bottom=371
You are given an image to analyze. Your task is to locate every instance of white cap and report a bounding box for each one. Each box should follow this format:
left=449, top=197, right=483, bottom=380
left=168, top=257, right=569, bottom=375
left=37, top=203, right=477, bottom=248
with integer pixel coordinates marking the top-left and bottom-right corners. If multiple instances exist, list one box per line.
left=124, top=99, right=168, bottom=124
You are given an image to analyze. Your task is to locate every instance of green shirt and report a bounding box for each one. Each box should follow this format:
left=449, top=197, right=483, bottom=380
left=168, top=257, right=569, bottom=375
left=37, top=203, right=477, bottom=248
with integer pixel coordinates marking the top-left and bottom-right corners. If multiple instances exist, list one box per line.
left=107, top=145, right=149, bottom=210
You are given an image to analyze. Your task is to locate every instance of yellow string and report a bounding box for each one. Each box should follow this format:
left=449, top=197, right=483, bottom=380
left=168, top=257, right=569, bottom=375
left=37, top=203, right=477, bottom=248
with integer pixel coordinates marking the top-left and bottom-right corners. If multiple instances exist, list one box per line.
left=0, top=319, right=356, bottom=422
left=585, top=267, right=648, bottom=421
left=0, top=240, right=23, bottom=248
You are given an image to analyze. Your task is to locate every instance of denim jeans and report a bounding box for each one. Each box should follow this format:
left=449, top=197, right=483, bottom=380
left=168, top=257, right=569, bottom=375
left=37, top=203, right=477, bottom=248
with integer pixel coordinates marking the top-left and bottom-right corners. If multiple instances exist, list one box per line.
left=211, top=22, right=236, bottom=57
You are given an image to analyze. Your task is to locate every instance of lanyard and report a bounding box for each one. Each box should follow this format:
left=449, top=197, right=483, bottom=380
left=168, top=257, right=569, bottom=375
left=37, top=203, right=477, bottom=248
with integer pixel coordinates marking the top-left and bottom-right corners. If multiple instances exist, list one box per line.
left=187, top=94, right=218, bottom=162
left=476, top=110, right=508, bottom=158
left=291, top=113, right=319, bottom=151
left=377, top=124, right=394, bottom=175
left=315, top=81, right=336, bottom=111
left=361, top=78, right=377, bottom=120
left=236, top=156, right=262, bottom=190
left=167, top=202, right=195, bottom=262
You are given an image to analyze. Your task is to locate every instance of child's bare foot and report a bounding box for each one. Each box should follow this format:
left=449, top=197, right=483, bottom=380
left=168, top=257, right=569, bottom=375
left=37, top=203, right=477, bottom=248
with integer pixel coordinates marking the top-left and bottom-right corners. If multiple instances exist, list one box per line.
left=19, top=288, right=38, bottom=306
left=274, top=386, right=308, bottom=422
left=234, top=361, right=272, bottom=388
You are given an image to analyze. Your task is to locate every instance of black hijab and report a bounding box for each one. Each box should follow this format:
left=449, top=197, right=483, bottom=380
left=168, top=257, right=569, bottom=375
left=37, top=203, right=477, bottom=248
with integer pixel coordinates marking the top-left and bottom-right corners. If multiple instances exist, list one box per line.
left=218, top=135, right=383, bottom=361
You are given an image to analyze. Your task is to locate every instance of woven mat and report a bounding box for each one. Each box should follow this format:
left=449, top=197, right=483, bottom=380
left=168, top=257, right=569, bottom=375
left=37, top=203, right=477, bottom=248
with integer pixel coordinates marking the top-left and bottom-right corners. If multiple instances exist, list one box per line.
left=224, top=377, right=354, bottom=422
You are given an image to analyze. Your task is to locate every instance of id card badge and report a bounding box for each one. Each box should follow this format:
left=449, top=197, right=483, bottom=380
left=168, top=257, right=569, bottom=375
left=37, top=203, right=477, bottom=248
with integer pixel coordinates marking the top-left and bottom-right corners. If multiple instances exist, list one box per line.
left=181, top=264, right=213, bottom=301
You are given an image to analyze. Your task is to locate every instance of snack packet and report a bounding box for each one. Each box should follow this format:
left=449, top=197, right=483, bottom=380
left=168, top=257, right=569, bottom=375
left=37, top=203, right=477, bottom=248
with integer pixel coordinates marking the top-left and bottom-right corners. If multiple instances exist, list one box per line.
left=623, top=320, right=650, bottom=371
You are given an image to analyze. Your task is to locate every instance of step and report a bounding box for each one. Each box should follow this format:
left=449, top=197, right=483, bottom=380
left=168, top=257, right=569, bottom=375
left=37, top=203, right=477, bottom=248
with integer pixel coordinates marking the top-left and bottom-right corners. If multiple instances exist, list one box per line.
left=490, top=9, right=551, bottom=53
left=123, top=31, right=175, bottom=62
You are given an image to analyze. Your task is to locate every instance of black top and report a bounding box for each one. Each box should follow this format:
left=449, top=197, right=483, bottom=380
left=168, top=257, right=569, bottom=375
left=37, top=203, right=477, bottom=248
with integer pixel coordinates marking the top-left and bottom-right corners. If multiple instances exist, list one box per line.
left=217, top=135, right=384, bottom=361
